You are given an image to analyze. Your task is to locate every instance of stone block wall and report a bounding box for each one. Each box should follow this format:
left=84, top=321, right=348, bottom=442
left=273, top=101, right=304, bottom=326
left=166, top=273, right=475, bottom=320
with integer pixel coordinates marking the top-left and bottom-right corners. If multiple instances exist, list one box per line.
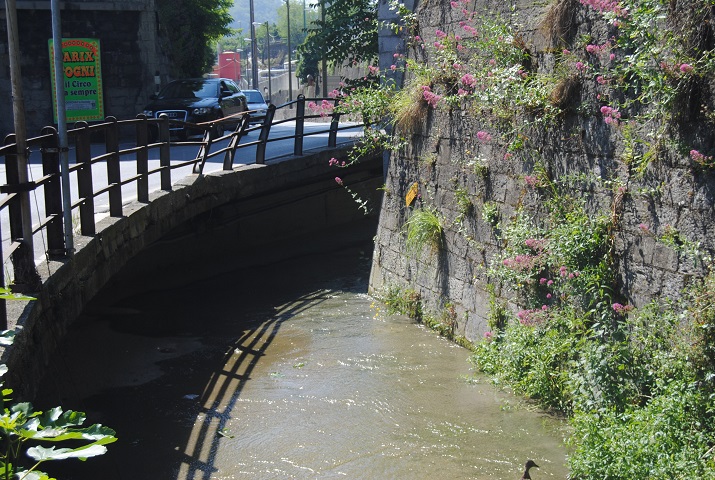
left=370, top=0, right=715, bottom=342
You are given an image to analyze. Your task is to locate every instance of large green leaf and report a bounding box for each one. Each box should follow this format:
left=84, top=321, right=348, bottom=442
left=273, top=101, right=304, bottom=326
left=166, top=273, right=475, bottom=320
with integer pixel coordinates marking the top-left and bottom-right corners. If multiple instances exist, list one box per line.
left=0, top=289, right=35, bottom=301
left=0, top=330, right=15, bottom=346
left=26, top=444, right=108, bottom=461
left=15, top=470, right=52, bottom=480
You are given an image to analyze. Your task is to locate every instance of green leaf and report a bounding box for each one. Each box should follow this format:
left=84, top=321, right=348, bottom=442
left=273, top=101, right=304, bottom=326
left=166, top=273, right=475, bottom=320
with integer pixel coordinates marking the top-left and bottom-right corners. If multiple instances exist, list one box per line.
left=16, top=470, right=52, bottom=480
left=0, top=330, right=15, bottom=346
left=26, top=443, right=109, bottom=461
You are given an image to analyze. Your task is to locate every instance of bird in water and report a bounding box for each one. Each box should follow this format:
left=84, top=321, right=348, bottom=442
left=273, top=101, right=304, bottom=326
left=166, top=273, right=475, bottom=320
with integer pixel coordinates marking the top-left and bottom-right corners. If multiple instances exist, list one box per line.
left=521, top=459, right=539, bottom=479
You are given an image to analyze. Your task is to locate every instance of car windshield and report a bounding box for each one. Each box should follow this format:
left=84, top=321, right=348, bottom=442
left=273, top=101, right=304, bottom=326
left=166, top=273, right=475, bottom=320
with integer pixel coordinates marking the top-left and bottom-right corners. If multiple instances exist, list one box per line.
left=244, top=91, right=265, bottom=103
left=158, top=80, right=217, bottom=99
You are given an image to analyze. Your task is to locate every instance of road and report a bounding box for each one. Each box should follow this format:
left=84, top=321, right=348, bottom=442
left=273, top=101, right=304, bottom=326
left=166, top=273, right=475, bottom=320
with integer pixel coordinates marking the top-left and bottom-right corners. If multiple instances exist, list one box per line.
left=0, top=120, right=363, bottom=270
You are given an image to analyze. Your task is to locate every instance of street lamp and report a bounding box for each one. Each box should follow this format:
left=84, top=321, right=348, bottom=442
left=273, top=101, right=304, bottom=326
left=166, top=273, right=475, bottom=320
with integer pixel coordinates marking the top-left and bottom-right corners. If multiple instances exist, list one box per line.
left=253, top=21, right=271, bottom=101
left=243, top=37, right=253, bottom=88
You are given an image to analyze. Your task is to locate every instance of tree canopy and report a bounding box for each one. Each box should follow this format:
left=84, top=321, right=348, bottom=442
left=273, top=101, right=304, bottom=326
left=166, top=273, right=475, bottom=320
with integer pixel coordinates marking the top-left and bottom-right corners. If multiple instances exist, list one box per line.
left=296, top=0, right=378, bottom=80
left=157, top=0, right=234, bottom=78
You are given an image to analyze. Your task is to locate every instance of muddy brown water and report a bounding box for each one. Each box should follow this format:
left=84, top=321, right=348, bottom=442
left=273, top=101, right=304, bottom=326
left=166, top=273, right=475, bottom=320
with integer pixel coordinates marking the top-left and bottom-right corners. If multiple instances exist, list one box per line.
left=35, top=240, right=569, bottom=479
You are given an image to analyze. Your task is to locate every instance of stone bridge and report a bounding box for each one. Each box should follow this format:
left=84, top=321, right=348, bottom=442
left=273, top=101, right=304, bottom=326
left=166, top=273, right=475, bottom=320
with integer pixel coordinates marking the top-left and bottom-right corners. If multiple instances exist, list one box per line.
left=1, top=138, right=383, bottom=401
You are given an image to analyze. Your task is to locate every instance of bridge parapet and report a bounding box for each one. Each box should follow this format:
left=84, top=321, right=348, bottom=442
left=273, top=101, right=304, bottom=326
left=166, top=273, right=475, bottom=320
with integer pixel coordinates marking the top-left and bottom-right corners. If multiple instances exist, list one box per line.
left=1, top=143, right=383, bottom=401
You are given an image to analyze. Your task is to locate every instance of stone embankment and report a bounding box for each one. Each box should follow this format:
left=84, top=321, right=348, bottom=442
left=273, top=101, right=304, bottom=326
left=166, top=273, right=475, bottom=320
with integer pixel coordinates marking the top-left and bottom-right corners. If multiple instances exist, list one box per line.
left=370, top=0, right=715, bottom=341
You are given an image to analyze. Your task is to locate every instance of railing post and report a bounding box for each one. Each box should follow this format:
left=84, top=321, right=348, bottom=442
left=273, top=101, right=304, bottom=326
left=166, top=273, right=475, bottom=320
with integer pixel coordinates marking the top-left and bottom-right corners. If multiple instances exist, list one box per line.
left=223, top=115, right=249, bottom=170
left=158, top=115, right=171, bottom=190
left=256, top=104, right=276, bottom=165
left=75, top=121, right=96, bottom=236
left=194, top=127, right=213, bottom=174
left=3, top=134, right=40, bottom=292
left=328, top=98, right=341, bottom=148
left=105, top=116, right=123, bottom=217
left=294, top=94, right=305, bottom=156
left=39, top=127, right=65, bottom=256
left=136, top=115, right=149, bottom=202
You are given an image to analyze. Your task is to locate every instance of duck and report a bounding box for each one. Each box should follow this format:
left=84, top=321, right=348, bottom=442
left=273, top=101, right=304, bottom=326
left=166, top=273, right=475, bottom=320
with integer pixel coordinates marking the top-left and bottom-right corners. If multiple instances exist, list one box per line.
left=521, top=459, right=539, bottom=479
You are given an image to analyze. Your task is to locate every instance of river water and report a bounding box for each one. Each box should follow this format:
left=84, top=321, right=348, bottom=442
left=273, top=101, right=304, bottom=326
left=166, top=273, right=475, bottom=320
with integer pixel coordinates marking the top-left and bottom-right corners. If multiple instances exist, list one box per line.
left=36, top=239, right=569, bottom=479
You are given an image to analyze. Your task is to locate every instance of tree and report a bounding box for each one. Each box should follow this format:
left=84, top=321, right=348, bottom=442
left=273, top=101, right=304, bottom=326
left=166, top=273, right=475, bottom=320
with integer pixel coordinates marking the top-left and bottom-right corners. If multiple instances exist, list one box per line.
left=296, top=0, right=378, bottom=80
left=157, top=0, right=234, bottom=78
left=276, top=0, right=319, bottom=50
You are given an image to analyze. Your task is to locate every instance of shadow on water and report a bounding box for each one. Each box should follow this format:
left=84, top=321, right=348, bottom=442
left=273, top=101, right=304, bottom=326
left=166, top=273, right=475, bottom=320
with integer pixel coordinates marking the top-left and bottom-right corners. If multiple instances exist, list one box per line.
left=34, top=225, right=375, bottom=479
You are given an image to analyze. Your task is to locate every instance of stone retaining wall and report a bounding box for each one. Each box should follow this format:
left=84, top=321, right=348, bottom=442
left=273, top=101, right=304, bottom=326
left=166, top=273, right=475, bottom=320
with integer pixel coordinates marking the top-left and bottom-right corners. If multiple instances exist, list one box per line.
left=370, top=0, right=715, bottom=342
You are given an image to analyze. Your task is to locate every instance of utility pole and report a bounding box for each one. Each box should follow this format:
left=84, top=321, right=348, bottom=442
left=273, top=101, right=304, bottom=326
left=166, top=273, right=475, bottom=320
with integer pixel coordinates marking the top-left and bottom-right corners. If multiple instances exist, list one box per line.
left=249, top=0, right=259, bottom=90
left=286, top=0, right=293, bottom=103
left=5, top=0, right=40, bottom=289
left=321, top=0, right=328, bottom=97
left=50, top=0, right=74, bottom=256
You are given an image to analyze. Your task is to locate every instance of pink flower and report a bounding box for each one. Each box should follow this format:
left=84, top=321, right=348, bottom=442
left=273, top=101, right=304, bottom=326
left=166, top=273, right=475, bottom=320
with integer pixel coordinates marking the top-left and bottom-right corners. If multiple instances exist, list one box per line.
left=612, top=303, right=633, bottom=314
left=484, top=331, right=493, bottom=340
left=680, top=63, right=694, bottom=73
left=690, top=149, right=713, bottom=165
left=476, top=131, right=492, bottom=142
left=390, top=64, right=397, bottom=71
left=335, top=176, right=343, bottom=185
left=638, top=223, right=649, bottom=232
left=461, top=73, right=476, bottom=87
left=328, top=158, right=339, bottom=166
left=435, top=29, right=447, bottom=39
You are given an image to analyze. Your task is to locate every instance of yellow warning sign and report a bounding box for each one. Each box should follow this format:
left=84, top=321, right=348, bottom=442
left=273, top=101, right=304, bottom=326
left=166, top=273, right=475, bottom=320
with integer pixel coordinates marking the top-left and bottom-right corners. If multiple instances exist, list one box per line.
left=406, top=182, right=419, bottom=207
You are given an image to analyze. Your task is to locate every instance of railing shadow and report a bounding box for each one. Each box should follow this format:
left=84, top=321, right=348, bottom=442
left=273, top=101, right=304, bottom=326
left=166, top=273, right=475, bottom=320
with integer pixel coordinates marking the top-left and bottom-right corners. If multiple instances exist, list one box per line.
left=174, top=286, right=336, bottom=479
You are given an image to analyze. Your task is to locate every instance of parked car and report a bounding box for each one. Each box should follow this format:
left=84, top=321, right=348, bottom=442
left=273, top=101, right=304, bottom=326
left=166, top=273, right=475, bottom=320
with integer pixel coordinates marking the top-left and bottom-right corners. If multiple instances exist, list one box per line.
left=243, top=89, right=269, bottom=125
left=142, top=78, right=247, bottom=140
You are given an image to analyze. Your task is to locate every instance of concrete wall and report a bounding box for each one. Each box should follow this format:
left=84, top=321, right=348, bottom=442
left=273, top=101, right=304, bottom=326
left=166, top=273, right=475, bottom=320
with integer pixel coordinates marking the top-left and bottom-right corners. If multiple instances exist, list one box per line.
left=1, top=145, right=383, bottom=400
left=369, top=0, right=715, bottom=342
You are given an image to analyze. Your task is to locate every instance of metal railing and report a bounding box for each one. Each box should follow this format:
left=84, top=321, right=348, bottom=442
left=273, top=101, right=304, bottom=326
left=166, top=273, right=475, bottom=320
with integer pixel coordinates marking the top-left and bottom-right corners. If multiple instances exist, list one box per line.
left=0, top=95, right=362, bottom=328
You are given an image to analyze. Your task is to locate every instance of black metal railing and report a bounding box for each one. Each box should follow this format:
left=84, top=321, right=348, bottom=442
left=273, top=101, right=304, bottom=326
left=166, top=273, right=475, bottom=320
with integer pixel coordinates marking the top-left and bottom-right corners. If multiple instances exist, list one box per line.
left=0, top=95, right=363, bottom=328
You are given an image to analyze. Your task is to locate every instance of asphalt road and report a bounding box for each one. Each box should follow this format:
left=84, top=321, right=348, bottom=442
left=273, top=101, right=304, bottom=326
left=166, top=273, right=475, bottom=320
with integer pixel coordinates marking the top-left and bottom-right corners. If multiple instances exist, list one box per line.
left=0, top=120, right=363, bottom=269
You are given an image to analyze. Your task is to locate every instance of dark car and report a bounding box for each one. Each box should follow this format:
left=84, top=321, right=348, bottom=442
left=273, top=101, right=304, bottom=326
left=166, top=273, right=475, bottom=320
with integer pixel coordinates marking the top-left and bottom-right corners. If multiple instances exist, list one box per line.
left=243, top=89, right=269, bottom=124
left=142, top=77, right=247, bottom=139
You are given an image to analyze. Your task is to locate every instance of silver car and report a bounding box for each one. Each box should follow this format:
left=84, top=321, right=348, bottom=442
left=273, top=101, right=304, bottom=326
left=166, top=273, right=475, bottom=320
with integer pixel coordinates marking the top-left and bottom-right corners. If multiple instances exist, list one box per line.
left=243, top=89, right=269, bottom=124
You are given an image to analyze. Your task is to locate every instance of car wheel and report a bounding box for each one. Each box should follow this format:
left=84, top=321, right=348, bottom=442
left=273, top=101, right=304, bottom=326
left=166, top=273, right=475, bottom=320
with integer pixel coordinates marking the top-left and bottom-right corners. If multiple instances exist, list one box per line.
left=210, top=123, right=223, bottom=140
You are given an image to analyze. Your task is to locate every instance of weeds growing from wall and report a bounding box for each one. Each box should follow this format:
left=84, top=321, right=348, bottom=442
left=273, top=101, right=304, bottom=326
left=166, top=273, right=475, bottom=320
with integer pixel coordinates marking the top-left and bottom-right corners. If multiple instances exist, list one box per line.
left=404, top=207, right=444, bottom=255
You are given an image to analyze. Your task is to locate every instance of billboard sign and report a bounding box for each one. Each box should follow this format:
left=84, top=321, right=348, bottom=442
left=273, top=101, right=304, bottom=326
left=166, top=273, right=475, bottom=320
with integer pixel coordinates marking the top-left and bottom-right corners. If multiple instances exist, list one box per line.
left=48, top=38, right=104, bottom=122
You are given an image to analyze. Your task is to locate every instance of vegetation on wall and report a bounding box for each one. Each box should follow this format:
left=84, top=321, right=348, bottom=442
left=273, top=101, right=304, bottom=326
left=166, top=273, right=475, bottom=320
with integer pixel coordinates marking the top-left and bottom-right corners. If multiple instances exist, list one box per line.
left=332, top=0, right=715, bottom=477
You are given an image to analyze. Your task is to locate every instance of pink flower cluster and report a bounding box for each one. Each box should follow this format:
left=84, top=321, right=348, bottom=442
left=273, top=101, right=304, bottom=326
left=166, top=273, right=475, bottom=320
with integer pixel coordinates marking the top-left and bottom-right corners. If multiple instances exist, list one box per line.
left=308, top=99, right=334, bottom=117
left=579, top=0, right=625, bottom=15
left=612, top=303, right=633, bottom=314
left=422, top=85, right=442, bottom=108
left=524, top=238, right=548, bottom=252
left=524, top=175, right=539, bottom=188
left=502, top=254, right=540, bottom=272
left=517, top=308, right=548, bottom=326
left=680, top=63, right=694, bottom=73
left=328, top=157, right=346, bottom=167
left=690, top=149, right=713, bottom=166
left=461, top=73, right=476, bottom=88
left=600, top=105, right=621, bottom=125
left=476, top=130, right=492, bottom=142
